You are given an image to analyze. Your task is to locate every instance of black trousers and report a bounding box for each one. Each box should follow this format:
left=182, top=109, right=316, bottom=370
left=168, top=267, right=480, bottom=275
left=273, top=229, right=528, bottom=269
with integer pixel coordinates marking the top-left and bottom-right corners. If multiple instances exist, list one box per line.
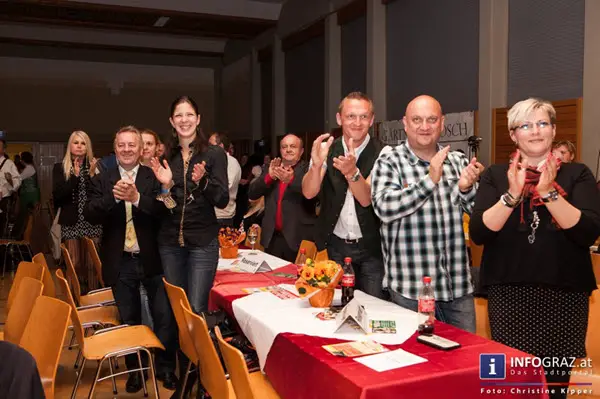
left=111, top=254, right=177, bottom=374
left=0, top=196, right=10, bottom=237
left=266, top=231, right=296, bottom=263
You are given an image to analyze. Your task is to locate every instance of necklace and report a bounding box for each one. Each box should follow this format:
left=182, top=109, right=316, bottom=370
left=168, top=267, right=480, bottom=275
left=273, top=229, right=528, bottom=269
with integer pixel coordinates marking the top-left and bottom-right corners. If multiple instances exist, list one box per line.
left=528, top=209, right=540, bottom=244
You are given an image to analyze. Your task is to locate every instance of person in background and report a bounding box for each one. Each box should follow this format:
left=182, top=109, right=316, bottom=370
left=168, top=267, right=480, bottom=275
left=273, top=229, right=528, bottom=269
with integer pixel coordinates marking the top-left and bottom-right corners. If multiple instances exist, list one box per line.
left=52, top=131, right=102, bottom=292
left=208, top=132, right=241, bottom=228
left=470, top=98, right=600, bottom=399
left=552, top=140, right=576, bottom=164
left=0, top=140, right=21, bottom=237
left=262, top=154, right=271, bottom=173
left=249, top=134, right=316, bottom=262
left=371, top=95, right=483, bottom=332
left=156, top=142, right=166, bottom=158
left=141, top=128, right=161, bottom=166
left=150, top=95, right=228, bottom=395
left=15, top=152, right=40, bottom=239
left=86, top=126, right=178, bottom=392
left=13, top=154, right=25, bottom=173
left=302, top=91, right=386, bottom=298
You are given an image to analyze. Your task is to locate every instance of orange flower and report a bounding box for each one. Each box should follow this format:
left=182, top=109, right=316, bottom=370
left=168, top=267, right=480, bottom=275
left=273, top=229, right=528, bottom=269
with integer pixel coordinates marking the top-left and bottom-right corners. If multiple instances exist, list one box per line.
left=314, top=264, right=328, bottom=278
left=301, top=267, right=315, bottom=281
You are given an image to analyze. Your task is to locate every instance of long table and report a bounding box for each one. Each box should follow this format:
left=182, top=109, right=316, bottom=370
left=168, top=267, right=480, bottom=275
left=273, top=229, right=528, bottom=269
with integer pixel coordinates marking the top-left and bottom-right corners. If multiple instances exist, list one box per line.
left=210, top=260, right=549, bottom=399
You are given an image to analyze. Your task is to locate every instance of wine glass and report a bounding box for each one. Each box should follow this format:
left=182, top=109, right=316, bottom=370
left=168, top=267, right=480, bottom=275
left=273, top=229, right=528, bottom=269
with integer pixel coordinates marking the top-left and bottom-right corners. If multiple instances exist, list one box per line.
left=248, top=229, right=258, bottom=254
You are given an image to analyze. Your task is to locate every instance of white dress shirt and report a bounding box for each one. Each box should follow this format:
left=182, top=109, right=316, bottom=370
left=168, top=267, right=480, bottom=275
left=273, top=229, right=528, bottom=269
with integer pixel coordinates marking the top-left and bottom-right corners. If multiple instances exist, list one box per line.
left=117, top=163, right=140, bottom=252
left=0, top=156, right=21, bottom=199
left=215, top=153, right=241, bottom=220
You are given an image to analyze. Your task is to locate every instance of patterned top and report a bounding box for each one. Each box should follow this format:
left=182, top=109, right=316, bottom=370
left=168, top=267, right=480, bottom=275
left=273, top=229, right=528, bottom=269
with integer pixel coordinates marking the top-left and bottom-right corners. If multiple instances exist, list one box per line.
left=61, top=164, right=102, bottom=240
left=371, top=142, right=475, bottom=301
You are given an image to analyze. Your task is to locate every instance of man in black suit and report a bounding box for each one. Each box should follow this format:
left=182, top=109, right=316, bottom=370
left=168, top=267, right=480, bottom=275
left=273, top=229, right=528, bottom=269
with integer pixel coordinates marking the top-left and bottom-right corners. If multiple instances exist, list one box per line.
left=86, top=126, right=177, bottom=392
left=248, top=134, right=317, bottom=262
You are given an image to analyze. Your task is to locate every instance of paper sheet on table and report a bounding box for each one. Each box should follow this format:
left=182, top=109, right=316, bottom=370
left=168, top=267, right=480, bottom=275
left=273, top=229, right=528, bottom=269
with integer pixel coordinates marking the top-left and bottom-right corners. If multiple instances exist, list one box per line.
left=217, top=249, right=290, bottom=271
left=232, top=290, right=419, bottom=369
left=354, top=348, right=427, bottom=372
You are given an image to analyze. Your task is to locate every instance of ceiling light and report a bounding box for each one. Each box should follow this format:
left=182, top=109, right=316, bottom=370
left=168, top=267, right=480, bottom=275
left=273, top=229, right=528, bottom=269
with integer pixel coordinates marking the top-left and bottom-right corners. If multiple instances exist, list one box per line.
left=154, top=16, right=170, bottom=27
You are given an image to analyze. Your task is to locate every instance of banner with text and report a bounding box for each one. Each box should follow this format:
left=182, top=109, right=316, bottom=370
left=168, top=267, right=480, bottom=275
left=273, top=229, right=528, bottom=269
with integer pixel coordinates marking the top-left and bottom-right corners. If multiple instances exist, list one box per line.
left=378, top=111, right=475, bottom=155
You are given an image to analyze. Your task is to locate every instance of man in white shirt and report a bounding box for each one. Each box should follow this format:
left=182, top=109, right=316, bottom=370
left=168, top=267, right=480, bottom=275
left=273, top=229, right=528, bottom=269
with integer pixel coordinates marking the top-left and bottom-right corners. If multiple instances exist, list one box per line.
left=0, top=140, right=22, bottom=237
left=209, top=133, right=241, bottom=227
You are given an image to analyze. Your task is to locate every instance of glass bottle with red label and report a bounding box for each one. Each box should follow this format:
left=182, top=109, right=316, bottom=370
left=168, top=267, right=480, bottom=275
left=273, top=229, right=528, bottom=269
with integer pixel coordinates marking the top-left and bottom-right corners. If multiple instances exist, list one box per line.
left=341, top=257, right=355, bottom=306
left=418, top=276, right=435, bottom=335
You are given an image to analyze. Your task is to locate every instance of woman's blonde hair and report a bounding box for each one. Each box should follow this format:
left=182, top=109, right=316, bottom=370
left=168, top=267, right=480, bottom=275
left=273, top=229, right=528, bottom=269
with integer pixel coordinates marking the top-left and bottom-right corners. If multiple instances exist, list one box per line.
left=62, top=130, right=96, bottom=179
left=507, top=98, right=556, bottom=131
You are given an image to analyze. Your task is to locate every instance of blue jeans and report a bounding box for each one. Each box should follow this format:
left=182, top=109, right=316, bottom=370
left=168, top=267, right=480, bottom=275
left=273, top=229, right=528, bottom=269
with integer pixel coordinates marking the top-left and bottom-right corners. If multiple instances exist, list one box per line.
left=389, top=289, right=476, bottom=333
left=159, top=238, right=219, bottom=314
left=140, top=283, right=154, bottom=330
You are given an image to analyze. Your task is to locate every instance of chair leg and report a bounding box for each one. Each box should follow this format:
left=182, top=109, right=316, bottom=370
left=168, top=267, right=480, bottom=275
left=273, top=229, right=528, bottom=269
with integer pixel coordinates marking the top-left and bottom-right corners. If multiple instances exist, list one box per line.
left=180, top=361, right=192, bottom=399
left=88, top=358, right=105, bottom=399
left=74, top=349, right=83, bottom=370
left=67, top=330, right=76, bottom=350
left=1, top=244, right=8, bottom=279
left=25, top=244, right=33, bottom=259
left=144, top=348, right=160, bottom=399
left=137, top=350, right=149, bottom=398
left=108, top=358, right=118, bottom=395
left=70, top=358, right=86, bottom=399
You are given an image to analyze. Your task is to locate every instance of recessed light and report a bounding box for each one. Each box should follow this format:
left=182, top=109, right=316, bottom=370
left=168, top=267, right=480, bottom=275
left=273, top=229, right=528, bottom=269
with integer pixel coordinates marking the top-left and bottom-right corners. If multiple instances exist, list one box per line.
left=154, top=16, right=170, bottom=27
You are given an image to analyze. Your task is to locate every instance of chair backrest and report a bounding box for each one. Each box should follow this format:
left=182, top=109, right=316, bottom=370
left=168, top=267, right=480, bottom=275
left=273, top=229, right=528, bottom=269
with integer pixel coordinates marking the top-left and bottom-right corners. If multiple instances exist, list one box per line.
left=469, top=240, right=484, bottom=268
left=162, top=278, right=198, bottom=363
left=295, top=240, right=317, bottom=265
left=32, top=253, right=56, bottom=298
left=315, top=249, right=328, bottom=262
left=4, top=277, right=43, bottom=344
left=60, top=243, right=81, bottom=304
left=591, top=252, right=600, bottom=284
left=214, top=326, right=256, bottom=399
left=7, top=261, right=44, bottom=311
left=181, top=303, right=230, bottom=399
left=20, top=295, right=71, bottom=399
left=84, top=237, right=105, bottom=287
left=54, top=269, right=86, bottom=355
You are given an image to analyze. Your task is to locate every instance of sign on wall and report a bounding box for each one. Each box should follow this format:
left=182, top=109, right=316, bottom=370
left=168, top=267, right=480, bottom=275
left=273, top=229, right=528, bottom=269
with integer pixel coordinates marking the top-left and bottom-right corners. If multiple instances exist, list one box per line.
left=377, top=111, right=475, bottom=155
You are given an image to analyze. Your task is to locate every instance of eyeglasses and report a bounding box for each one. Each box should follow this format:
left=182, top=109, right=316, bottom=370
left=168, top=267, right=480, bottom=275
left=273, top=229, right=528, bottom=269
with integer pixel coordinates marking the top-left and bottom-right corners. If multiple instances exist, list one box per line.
left=513, top=121, right=552, bottom=131
left=343, top=114, right=371, bottom=122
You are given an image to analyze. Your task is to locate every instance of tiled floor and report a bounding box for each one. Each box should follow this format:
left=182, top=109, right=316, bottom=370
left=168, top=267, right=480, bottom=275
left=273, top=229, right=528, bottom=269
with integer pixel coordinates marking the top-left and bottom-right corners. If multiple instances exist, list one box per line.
left=0, top=258, right=174, bottom=398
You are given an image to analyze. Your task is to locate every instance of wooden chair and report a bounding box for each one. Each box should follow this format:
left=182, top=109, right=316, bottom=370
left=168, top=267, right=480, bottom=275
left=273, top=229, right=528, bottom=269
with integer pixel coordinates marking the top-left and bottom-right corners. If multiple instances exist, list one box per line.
left=20, top=295, right=71, bottom=399
left=469, top=240, right=484, bottom=268
left=214, top=326, right=280, bottom=399
left=163, top=277, right=199, bottom=396
left=84, top=237, right=105, bottom=287
left=32, top=252, right=56, bottom=298
left=6, top=261, right=44, bottom=311
left=315, top=249, right=328, bottom=262
left=60, top=243, right=114, bottom=306
left=295, top=240, right=317, bottom=264
left=245, top=225, right=264, bottom=251
left=0, top=277, right=43, bottom=343
left=181, top=304, right=235, bottom=399
left=0, top=214, right=34, bottom=278
left=55, top=269, right=164, bottom=399
left=474, top=297, right=491, bottom=339
left=591, top=252, right=600, bottom=284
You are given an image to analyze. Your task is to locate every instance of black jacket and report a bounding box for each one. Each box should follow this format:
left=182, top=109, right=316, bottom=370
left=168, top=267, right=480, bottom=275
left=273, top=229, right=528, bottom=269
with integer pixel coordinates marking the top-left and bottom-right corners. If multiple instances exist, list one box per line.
left=52, top=161, right=93, bottom=226
left=158, top=144, right=229, bottom=247
left=248, top=160, right=317, bottom=251
left=470, top=162, right=600, bottom=293
left=86, top=165, right=165, bottom=287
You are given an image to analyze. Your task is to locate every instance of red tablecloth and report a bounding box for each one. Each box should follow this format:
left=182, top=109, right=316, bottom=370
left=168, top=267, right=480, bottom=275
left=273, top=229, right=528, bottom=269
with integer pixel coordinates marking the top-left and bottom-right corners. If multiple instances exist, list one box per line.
left=210, top=267, right=548, bottom=399
left=209, top=263, right=298, bottom=316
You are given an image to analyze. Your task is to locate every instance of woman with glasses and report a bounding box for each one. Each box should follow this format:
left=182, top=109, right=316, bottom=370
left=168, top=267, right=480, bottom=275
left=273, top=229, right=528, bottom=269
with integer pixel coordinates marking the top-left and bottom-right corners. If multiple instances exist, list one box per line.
left=150, top=96, right=228, bottom=315
left=470, top=98, right=600, bottom=399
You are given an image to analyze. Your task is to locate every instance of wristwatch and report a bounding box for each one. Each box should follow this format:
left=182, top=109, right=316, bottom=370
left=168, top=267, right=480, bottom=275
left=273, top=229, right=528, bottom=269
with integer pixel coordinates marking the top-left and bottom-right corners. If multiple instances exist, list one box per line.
left=540, top=189, right=559, bottom=203
left=348, top=169, right=361, bottom=182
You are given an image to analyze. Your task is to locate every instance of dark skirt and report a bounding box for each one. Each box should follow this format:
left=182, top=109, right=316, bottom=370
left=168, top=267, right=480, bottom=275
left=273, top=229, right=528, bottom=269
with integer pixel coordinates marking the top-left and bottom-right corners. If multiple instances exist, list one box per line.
left=488, top=284, right=588, bottom=358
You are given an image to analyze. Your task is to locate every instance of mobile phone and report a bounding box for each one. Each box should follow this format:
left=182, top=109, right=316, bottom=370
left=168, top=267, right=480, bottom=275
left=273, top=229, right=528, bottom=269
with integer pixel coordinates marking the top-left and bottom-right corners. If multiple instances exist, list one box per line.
left=417, top=334, right=461, bottom=350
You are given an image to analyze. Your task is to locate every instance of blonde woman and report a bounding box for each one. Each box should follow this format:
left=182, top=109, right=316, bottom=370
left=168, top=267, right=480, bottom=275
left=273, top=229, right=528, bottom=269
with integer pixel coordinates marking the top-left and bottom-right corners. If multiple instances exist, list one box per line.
left=140, top=128, right=161, bottom=166
left=52, top=130, right=102, bottom=292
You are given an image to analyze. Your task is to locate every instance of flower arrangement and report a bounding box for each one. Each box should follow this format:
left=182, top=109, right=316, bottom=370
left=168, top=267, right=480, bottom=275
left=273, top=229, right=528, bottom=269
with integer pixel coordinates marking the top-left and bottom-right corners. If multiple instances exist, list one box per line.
left=295, top=259, right=342, bottom=307
left=218, top=226, right=246, bottom=258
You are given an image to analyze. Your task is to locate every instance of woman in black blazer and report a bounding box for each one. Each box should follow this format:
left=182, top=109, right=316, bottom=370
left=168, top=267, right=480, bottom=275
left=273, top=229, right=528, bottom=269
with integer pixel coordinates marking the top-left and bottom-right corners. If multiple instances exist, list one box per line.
left=52, top=130, right=102, bottom=292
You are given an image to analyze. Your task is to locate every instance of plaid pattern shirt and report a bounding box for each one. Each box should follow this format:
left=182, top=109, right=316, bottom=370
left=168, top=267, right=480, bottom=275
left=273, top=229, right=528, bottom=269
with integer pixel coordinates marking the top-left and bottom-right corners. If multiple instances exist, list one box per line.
left=371, top=142, right=476, bottom=301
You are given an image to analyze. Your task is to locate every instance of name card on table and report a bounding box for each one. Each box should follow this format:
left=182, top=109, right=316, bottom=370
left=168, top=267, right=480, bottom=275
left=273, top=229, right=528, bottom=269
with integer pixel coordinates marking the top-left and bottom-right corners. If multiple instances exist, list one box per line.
left=334, top=298, right=397, bottom=335
left=237, top=256, right=272, bottom=274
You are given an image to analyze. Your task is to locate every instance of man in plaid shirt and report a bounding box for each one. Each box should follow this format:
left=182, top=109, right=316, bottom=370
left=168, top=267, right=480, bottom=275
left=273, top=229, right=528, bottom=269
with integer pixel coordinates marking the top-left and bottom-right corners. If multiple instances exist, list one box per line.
left=371, top=95, right=484, bottom=332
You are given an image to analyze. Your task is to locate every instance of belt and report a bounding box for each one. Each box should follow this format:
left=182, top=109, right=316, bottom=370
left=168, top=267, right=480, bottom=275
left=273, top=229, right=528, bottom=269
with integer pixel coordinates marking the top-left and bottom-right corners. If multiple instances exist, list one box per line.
left=122, top=251, right=141, bottom=258
left=334, top=235, right=361, bottom=245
